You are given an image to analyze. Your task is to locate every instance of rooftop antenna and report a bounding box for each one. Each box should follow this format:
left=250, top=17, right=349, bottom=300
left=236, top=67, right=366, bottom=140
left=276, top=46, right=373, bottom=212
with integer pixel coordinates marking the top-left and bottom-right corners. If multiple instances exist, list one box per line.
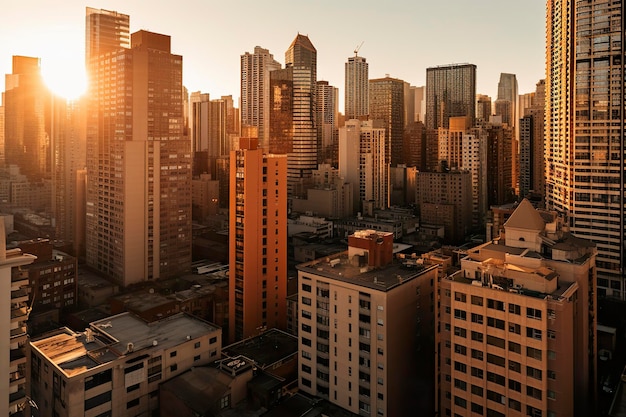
left=354, top=41, right=364, bottom=57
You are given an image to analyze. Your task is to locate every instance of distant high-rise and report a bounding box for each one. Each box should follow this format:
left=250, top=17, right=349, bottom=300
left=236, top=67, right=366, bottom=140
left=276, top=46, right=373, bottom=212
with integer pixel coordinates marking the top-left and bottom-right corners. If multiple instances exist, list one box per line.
left=4, top=56, right=51, bottom=182
left=229, top=138, right=287, bottom=342
left=475, top=94, right=492, bottom=125
left=495, top=73, right=519, bottom=194
left=426, top=63, right=476, bottom=130
left=546, top=0, right=624, bottom=298
left=369, top=76, right=404, bottom=166
left=85, top=7, right=130, bottom=65
left=344, top=54, right=368, bottom=119
left=285, top=34, right=317, bottom=196
left=519, top=79, right=545, bottom=201
left=240, top=46, right=281, bottom=151
left=339, top=119, right=388, bottom=213
left=86, top=30, right=191, bottom=286
left=190, top=93, right=228, bottom=178
left=316, top=80, right=338, bottom=166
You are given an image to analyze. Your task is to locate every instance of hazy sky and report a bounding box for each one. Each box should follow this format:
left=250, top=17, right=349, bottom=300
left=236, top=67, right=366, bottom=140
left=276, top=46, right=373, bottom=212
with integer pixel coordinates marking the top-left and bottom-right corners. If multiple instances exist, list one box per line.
left=1, top=0, right=546, bottom=106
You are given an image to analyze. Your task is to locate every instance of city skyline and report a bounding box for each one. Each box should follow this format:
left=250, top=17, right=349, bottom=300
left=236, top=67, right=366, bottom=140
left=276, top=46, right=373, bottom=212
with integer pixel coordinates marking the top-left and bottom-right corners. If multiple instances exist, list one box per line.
left=1, top=1, right=545, bottom=105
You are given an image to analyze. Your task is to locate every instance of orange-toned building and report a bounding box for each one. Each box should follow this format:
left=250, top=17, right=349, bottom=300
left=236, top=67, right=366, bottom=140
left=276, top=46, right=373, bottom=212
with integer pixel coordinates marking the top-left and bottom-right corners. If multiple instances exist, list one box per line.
left=229, top=138, right=287, bottom=343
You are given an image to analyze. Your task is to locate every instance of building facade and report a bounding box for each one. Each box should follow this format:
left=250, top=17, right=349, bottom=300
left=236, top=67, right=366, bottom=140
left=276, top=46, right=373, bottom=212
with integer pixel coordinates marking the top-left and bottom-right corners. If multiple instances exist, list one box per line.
left=369, top=76, right=404, bottom=166
left=426, top=63, right=476, bottom=130
left=344, top=55, right=369, bottom=120
left=85, top=30, right=192, bottom=286
left=296, top=230, right=438, bottom=416
left=240, top=46, right=281, bottom=152
left=229, top=138, right=287, bottom=342
left=546, top=0, right=625, bottom=298
left=436, top=199, right=597, bottom=417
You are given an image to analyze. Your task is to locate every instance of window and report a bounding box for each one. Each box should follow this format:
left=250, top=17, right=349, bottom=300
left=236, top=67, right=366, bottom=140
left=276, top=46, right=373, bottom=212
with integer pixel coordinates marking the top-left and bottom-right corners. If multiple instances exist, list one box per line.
left=471, top=313, right=483, bottom=324
left=454, top=327, right=466, bottom=338
left=301, top=378, right=311, bottom=387
left=486, top=372, right=505, bottom=386
left=548, top=390, right=556, bottom=400
left=302, top=283, right=311, bottom=292
left=84, top=391, right=111, bottom=411
left=487, top=317, right=505, bottom=330
left=548, top=370, right=556, bottom=380
left=170, top=351, right=177, bottom=358
left=302, top=337, right=312, bottom=347
left=487, top=353, right=505, bottom=367
left=471, top=385, right=483, bottom=396
left=454, top=344, right=467, bottom=355
left=454, top=378, right=467, bottom=391
left=487, top=335, right=505, bottom=349
left=471, top=349, right=483, bottom=361
left=220, top=394, right=231, bottom=409
left=527, top=366, right=542, bottom=380
left=487, top=298, right=505, bottom=311
left=471, top=331, right=483, bottom=342
left=454, top=292, right=466, bottom=302
left=127, top=383, right=140, bottom=393
left=301, top=323, right=311, bottom=333
left=302, top=364, right=311, bottom=374
left=194, top=341, right=201, bottom=349
left=526, top=327, right=542, bottom=340
left=170, top=364, right=178, bottom=372
left=454, top=396, right=467, bottom=409
left=487, top=389, right=504, bottom=405
left=509, top=341, right=521, bottom=354
left=524, top=347, right=540, bottom=361
left=509, top=360, right=521, bottom=373
left=471, top=295, right=483, bottom=306
left=471, top=367, right=483, bottom=379
left=508, top=323, right=521, bottom=334
left=509, top=398, right=521, bottom=411
left=527, top=307, right=542, bottom=320
left=302, top=296, right=312, bottom=306
left=508, top=303, right=521, bottom=315
left=193, top=355, right=201, bottom=362
left=126, top=398, right=140, bottom=409
left=454, top=309, right=466, bottom=320
left=302, top=351, right=311, bottom=360
left=527, top=386, right=543, bottom=400
left=548, top=350, right=556, bottom=360
left=454, top=362, right=467, bottom=373
left=509, top=379, right=521, bottom=392
left=548, top=329, right=556, bottom=339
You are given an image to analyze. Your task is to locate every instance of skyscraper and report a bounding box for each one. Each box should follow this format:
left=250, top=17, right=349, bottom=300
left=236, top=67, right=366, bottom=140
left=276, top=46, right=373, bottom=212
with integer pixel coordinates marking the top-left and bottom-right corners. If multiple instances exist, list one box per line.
left=546, top=0, right=624, bottom=298
left=495, top=73, right=519, bottom=194
left=344, top=54, right=368, bottom=119
left=426, top=63, right=476, bottom=130
left=316, top=80, right=338, bottom=166
left=519, top=79, right=545, bottom=201
left=229, top=138, right=287, bottom=342
left=86, top=30, right=191, bottom=286
left=240, top=46, right=281, bottom=152
left=4, top=56, right=51, bottom=182
left=369, top=76, right=404, bottom=166
left=284, top=34, right=317, bottom=196
left=85, top=7, right=130, bottom=65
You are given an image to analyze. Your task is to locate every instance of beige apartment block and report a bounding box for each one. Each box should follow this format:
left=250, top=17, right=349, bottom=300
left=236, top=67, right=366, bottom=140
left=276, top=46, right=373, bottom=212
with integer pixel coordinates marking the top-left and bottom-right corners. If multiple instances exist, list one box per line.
left=436, top=199, right=597, bottom=417
left=29, top=312, right=221, bottom=417
left=297, top=230, right=438, bottom=416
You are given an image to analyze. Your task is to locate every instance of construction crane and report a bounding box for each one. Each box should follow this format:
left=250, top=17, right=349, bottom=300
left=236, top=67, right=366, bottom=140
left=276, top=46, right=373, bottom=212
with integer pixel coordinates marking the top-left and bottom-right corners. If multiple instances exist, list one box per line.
left=354, top=41, right=364, bottom=56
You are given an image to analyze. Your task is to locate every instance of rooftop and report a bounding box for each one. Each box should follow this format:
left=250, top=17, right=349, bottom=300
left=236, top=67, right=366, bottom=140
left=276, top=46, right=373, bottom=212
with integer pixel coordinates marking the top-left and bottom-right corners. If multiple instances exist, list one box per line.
left=223, top=329, right=297, bottom=369
left=297, top=251, right=437, bottom=292
left=31, top=312, right=219, bottom=377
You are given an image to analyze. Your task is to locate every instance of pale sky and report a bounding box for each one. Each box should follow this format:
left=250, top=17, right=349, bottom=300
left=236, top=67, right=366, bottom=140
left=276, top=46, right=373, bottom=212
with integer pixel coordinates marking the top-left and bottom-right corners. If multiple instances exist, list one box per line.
left=0, top=0, right=546, bottom=107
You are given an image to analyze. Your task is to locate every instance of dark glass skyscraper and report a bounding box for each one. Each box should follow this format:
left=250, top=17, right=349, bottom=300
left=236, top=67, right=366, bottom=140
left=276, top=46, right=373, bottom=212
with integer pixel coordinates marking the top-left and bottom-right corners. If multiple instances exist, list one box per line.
left=425, top=63, right=476, bottom=130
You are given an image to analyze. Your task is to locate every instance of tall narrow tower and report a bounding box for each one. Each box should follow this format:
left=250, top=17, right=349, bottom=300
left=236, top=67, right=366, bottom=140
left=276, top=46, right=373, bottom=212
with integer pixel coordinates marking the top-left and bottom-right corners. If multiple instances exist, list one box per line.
left=86, top=30, right=191, bottom=286
left=345, top=53, right=368, bottom=119
left=240, top=46, right=281, bottom=152
left=369, top=76, right=404, bottom=166
left=284, top=34, right=317, bottom=196
left=546, top=0, right=624, bottom=299
left=229, top=138, right=287, bottom=343
left=85, top=7, right=130, bottom=65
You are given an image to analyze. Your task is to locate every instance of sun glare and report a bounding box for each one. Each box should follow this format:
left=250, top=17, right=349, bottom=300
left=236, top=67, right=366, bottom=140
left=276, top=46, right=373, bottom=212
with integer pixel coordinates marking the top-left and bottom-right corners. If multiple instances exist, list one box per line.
left=42, top=62, right=87, bottom=100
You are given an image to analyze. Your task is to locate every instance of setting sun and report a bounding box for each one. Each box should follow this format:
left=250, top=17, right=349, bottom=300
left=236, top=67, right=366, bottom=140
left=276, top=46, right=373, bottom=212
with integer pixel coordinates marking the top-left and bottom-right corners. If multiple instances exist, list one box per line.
left=42, top=60, right=86, bottom=100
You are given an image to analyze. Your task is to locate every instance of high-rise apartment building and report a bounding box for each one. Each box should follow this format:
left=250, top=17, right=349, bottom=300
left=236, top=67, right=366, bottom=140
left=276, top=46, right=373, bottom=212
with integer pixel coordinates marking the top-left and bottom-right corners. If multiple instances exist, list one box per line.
left=229, top=138, right=287, bottom=342
left=316, top=80, right=338, bottom=166
left=546, top=0, right=624, bottom=298
left=4, top=56, right=51, bottom=182
left=519, top=79, right=546, bottom=202
left=286, top=34, right=317, bottom=196
left=190, top=93, right=227, bottom=178
left=296, top=230, right=438, bottom=416
left=240, top=46, right=281, bottom=152
left=339, top=120, right=388, bottom=214
left=85, top=30, right=191, bottom=286
left=85, top=7, right=130, bottom=64
left=369, top=76, right=404, bottom=166
left=344, top=54, right=369, bottom=120
left=426, top=64, right=476, bottom=130
left=495, top=73, right=519, bottom=194
left=51, top=96, right=86, bottom=254
left=436, top=199, right=596, bottom=417
left=1, top=220, right=35, bottom=416
left=475, top=94, right=492, bottom=126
